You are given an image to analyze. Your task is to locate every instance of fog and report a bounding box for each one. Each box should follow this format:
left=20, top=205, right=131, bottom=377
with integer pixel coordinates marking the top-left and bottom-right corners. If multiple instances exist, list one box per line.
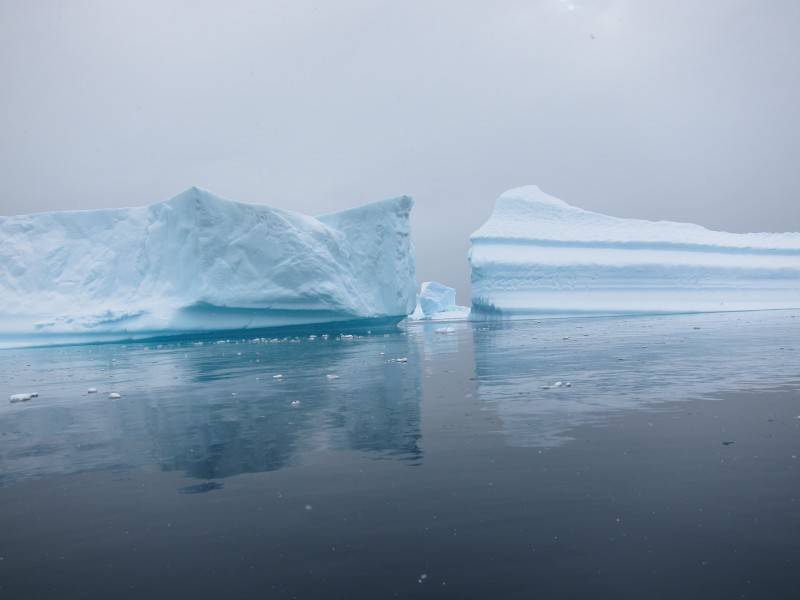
left=2, top=0, right=799, bottom=299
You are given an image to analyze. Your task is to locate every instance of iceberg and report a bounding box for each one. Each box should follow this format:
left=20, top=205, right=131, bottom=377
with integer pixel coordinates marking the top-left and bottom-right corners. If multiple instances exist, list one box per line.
left=408, top=281, right=470, bottom=321
left=469, top=186, right=800, bottom=317
left=0, top=187, right=417, bottom=345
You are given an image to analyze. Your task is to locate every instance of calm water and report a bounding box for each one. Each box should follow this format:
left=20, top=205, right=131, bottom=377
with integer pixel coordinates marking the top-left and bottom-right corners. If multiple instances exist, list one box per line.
left=1, top=312, right=800, bottom=599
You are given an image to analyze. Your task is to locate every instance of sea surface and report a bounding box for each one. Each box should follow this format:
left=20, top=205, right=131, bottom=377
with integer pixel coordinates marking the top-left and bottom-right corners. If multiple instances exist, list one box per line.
left=1, top=311, right=800, bottom=599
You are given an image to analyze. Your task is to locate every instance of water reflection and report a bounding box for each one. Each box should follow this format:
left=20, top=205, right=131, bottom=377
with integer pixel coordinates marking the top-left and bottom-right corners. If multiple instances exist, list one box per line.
left=2, top=310, right=800, bottom=486
left=472, top=310, right=800, bottom=447
left=0, top=331, right=423, bottom=485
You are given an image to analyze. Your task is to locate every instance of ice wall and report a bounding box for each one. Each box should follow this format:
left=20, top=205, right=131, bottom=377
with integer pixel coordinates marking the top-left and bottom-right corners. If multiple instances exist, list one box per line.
left=469, top=186, right=800, bottom=316
left=0, top=187, right=417, bottom=343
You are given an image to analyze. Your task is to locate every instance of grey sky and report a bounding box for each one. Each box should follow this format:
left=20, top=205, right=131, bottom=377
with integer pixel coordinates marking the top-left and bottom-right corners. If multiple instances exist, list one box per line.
left=2, top=0, right=799, bottom=301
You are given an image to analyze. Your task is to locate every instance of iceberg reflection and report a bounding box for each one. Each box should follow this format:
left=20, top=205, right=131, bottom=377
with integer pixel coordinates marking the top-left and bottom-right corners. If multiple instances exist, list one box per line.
left=0, top=330, right=423, bottom=485
left=472, top=310, right=800, bottom=447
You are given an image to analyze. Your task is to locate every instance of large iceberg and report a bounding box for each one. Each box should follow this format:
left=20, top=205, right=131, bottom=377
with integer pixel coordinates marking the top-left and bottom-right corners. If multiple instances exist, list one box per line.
left=0, top=187, right=417, bottom=344
left=470, top=186, right=800, bottom=317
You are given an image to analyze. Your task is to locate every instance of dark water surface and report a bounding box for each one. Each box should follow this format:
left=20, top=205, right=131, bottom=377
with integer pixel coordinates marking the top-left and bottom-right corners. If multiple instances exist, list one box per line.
left=1, top=312, right=800, bottom=599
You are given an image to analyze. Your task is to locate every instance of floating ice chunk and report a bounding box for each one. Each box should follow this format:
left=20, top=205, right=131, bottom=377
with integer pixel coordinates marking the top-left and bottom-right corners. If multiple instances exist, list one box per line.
left=340, top=334, right=354, bottom=340
left=273, top=374, right=284, bottom=379
left=87, top=388, right=98, bottom=394
left=435, top=326, right=456, bottom=334
left=420, top=281, right=456, bottom=315
left=326, top=374, right=340, bottom=380
left=470, top=185, right=800, bottom=317
left=0, top=187, right=417, bottom=345
left=409, top=281, right=470, bottom=321
left=108, top=392, right=121, bottom=399
left=9, top=393, right=33, bottom=403
left=291, top=400, right=301, bottom=407
left=553, top=381, right=564, bottom=388
left=396, top=357, right=408, bottom=363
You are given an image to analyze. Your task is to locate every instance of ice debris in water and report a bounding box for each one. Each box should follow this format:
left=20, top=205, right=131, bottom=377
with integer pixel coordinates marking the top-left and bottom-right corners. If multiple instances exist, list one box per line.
left=273, top=374, right=284, bottom=379
left=9, top=392, right=36, bottom=403
left=326, top=374, right=340, bottom=380
left=87, top=388, right=98, bottom=394
left=108, top=392, right=121, bottom=399
left=291, top=400, right=301, bottom=407
left=542, top=381, right=571, bottom=390
left=435, top=326, right=456, bottom=334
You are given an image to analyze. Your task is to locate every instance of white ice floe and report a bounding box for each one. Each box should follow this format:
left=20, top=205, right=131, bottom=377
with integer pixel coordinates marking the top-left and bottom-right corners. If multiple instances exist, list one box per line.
left=435, top=326, right=456, bottom=334
left=470, top=185, right=800, bottom=317
left=108, top=392, right=121, bottom=399
left=273, top=374, right=284, bottom=379
left=0, top=187, right=417, bottom=345
left=9, top=393, right=34, bottom=403
left=326, top=374, right=340, bottom=380
left=87, top=388, right=98, bottom=394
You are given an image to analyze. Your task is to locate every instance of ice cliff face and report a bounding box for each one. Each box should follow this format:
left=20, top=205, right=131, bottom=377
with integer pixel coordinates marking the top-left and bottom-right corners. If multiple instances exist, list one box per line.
left=0, top=187, right=416, bottom=341
left=470, top=186, right=800, bottom=317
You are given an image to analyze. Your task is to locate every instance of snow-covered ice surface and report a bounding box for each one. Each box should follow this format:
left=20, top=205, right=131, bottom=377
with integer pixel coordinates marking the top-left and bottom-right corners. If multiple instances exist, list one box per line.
left=470, top=185, right=800, bottom=317
left=408, top=281, right=470, bottom=321
left=0, top=187, right=416, bottom=347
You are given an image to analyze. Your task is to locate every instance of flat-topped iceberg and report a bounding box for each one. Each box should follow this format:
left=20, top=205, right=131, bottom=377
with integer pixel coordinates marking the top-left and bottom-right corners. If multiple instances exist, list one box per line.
left=470, top=186, right=800, bottom=317
left=0, top=187, right=416, bottom=345
left=408, top=281, right=470, bottom=321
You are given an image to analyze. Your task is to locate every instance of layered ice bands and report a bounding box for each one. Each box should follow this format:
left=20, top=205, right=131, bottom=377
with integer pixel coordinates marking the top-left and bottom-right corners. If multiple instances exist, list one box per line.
left=0, top=187, right=417, bottom=344
left=469, top=186, right=800, bottom=317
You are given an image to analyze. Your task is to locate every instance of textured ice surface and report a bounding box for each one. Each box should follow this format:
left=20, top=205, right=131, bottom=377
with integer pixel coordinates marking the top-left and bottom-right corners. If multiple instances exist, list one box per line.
left=408, top=281, right=470, bottom=321
left=0, top=187, right=416, bottom=345
left=470, top=186, right=800, bottom=317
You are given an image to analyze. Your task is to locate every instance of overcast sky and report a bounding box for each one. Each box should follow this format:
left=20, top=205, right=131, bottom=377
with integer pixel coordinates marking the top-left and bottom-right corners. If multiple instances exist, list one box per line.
left=2, top=0, right=799, bottom=299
